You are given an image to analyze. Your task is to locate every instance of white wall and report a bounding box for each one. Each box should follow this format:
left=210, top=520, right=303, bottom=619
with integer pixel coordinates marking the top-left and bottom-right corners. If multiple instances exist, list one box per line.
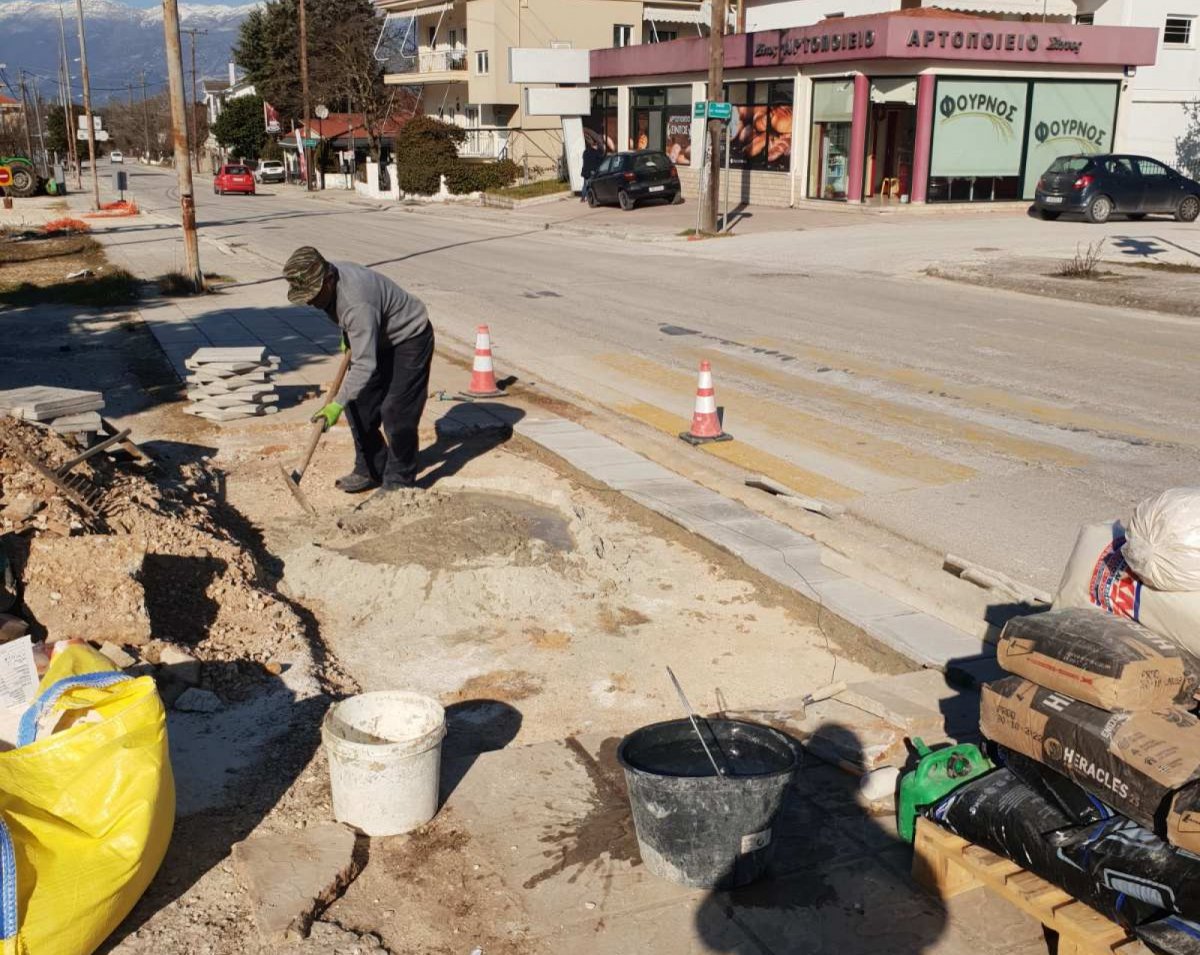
left=745, top=0, right=897, bottom=31
left=1076, top=0, right=1199, bottom=167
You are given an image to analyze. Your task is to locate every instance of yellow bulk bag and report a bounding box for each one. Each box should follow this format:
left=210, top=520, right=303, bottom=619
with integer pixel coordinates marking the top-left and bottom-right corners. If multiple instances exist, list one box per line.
left=0, top=644, right=175, bottom=955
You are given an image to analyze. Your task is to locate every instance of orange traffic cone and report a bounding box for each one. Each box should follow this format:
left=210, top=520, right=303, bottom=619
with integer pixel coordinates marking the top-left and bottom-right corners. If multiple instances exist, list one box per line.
left=680, top=360, right=732, bottom=445
left=463, top=324, right=504, bottom=398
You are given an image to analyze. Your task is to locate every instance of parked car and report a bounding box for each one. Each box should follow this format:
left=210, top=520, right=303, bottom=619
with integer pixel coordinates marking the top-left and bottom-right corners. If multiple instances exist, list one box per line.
left=1034, top=154, right=1200, bottom=224
left=585, top=150, right=682, bottom=211
left=256, top=160, right=286, bottom=184
left=109, top=150, right=123, bottom=164
left=214, top=164, right=256, bottom=196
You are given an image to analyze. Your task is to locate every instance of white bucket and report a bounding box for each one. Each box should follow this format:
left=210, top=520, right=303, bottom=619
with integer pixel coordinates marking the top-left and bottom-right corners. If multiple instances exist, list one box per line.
left=321, top=691, right=447, bottom=836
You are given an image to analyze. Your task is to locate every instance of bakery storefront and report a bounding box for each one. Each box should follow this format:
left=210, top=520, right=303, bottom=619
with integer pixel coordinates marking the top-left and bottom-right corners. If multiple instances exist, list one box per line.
left=588, top=13, right=1158, bottom=206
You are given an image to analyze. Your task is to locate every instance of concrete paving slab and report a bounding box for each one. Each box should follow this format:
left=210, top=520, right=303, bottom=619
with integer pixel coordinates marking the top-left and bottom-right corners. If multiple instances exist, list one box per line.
left=744, top=548, right=842, bottom=593
left=811, top=578, right=917, bottom=621
left=866, top=612, right=990, bottom=670
left=553, top=445, right=648, bottom=470
left=716, top=516, right=822, bottom=551
left=590, top=461, right=680, bottom=486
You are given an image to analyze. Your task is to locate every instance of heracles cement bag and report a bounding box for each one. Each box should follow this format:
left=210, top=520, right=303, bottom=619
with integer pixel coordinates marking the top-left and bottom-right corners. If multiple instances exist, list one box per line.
left=0, top=643, right=174, bottom=955
left=996, top=607, right=1200, bottom=711
left=1055, top=521, right=1200, bottom=658
left=1125, top=489, right=1200, bottom=593
left=980, top=676, right=1200, bottom=853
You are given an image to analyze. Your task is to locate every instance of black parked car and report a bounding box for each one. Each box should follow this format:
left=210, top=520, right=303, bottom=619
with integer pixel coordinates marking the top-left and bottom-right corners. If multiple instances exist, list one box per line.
left=1034, top=154, right=1200, bottom=224
left=585, top=150, right=683, bottom=211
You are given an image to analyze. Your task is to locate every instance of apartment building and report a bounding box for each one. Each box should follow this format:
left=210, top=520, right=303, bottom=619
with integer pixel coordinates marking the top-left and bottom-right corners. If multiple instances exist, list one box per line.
left=374, top=0, right=709, bottom=172
left=1075, top=0, right=1199, bottom=169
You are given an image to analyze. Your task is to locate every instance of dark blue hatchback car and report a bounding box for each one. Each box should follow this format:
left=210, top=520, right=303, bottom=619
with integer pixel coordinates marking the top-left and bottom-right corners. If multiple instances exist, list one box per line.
left=1034, top=154, right=1200, bottom=224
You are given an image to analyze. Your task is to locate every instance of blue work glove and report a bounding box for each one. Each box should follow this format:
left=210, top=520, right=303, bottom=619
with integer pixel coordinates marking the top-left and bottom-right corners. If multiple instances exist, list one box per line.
left=311, top=401, right=343, bottom=431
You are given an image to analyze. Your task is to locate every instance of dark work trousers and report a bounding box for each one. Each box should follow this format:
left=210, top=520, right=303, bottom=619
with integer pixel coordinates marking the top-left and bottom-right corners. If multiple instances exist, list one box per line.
left=344, top=324, right=435, bottom=488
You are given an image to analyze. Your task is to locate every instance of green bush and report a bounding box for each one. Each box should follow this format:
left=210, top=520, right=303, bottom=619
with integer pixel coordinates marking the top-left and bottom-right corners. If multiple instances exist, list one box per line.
left=444, top=158, right=520, bottom=194
left=393, top=116, right=464, bottom=194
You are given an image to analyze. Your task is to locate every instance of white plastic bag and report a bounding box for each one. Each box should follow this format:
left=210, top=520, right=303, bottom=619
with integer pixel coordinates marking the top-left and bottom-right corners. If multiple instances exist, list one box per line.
left=1124, top=488, right=1200, bottom=592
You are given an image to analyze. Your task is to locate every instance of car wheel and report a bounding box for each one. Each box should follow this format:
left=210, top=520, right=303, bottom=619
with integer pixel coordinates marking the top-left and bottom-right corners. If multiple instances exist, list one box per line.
left=1085, top=195, right=1113, bottom=224
left=213, top=185, right=219, bottom=195
left=1176, top=195, right=1200, bottom=223
left=1038, top=209, right=1060, bottom=221
left=671, top=191, right=684, bottom=206
left=586, top=189, right=598, bottom=208
left=617, top=189, right=634, bottom=211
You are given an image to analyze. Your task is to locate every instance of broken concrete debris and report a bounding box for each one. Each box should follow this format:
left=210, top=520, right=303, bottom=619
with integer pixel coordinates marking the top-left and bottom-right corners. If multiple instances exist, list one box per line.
left=158, top=645, right=201, bottom=686
left=184, top=346, right=281, bottom=423
left=231, top=822, right=362, bottom=944
left=98, top=641, right=137, bottom=669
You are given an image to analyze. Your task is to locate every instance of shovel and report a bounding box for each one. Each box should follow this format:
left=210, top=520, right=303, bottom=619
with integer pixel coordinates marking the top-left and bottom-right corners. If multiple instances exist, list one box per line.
left=279, top=348, right=353, bottom=515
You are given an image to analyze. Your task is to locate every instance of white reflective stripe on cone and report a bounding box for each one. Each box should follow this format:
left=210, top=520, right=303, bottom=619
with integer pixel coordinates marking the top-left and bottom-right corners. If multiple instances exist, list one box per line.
left=694, top=396, right=717, bottom=413
left=474, top=356, right=495, bottom=371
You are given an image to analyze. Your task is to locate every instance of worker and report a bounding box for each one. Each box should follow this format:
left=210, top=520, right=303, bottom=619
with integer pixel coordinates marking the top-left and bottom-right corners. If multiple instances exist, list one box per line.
left=283, top=247, right=434, bottom=494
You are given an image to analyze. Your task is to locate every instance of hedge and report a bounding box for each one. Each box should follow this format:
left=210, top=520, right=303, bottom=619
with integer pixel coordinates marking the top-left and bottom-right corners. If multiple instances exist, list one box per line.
left=394, top=116, right=519, bottom=195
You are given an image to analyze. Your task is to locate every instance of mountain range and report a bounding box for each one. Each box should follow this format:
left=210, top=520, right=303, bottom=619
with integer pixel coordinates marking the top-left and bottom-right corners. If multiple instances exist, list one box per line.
left=0, top=0, right=257, bottom=103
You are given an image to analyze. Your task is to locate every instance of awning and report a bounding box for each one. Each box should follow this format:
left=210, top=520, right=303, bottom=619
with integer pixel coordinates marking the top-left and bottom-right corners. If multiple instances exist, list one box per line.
left=870, top=77, right=917, bottom=105
left=398, top=2, right=453, bottom=17
left=935, top=0, right=1076, bottom=16
left=644, top=5, right=706, bottom=25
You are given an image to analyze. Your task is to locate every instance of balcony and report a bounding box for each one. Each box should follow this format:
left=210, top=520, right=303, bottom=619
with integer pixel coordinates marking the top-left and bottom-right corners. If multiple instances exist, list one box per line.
left=387, top=49, right=468, bottom=80
left=458, top=128, right=509, bottom=160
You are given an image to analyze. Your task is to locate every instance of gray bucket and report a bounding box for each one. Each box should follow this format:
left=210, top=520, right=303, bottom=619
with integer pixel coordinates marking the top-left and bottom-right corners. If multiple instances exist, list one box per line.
left=617, top=718, right=798, bottom=889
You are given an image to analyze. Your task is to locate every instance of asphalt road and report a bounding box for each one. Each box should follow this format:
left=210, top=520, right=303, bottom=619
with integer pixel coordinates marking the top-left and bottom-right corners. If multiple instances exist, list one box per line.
left=122, top=163, right=1200, bottom=590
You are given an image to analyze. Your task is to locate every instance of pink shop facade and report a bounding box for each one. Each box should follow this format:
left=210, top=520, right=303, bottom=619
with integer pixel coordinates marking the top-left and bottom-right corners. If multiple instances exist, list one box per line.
left=587, top=13, right=1160, bottom=206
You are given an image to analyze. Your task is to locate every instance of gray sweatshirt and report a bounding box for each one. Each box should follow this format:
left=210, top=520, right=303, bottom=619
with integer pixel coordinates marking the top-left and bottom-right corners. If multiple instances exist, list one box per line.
left=326, top=261, right=430, bottom=404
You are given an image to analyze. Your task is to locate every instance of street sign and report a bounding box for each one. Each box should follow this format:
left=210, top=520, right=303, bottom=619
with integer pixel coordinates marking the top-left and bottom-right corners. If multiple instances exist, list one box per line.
left=692, top=101, right=733, bottom=121
left=77, top=129, right=110, bottom=141
left=302, top=138, right=318, bottom=148
left=77, top=115, right=102, bottom=130
left=315, top=104, right=329, bottom=119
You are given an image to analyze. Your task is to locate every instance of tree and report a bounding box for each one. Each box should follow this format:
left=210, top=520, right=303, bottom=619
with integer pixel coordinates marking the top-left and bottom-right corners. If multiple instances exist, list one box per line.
left=1177, top=99, right=1200, bottom=181
left=212, top=95, right=267, bottom=162
left=234, top=0, right=398, bottom=158
left=46, top=104, right=69, bottom=156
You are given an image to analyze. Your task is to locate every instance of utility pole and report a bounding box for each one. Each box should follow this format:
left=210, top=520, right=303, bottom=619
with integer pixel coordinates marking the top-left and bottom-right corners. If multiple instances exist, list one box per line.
left=181, top=27, right=208, bottom=171
left=57, top=1, right=80, bottom=187
left=141, top=70, right=151, bottom=159
left=163, top=0, right=205, bottom=292
left=299, top=0, right=313, bottom=189
left=73, top=0, right=101, bottom=210
left=17, top=73, right=35, bottom=165
left=31, top=83, right=49, bottom=177
left=702, top=0, right=726, bottom=234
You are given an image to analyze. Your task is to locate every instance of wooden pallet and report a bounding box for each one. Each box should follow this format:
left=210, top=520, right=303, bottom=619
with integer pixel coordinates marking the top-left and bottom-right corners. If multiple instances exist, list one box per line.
left=912, top=817, right=1152, bottom=955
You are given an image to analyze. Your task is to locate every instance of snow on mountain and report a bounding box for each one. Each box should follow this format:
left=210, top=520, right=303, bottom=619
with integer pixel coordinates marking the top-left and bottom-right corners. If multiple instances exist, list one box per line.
left=0, top=0, right=258, bottom=98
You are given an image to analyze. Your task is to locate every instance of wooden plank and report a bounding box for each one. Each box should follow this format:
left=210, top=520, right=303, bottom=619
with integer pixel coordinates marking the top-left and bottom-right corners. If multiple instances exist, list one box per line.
left=912, top=820, right=1137, bottom=955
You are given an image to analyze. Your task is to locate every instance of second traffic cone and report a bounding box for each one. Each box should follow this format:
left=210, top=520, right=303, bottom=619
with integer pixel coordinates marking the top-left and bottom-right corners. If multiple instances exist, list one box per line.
left=680, top=360, right=732, bottom=445
left=464, top=324, right=504, bottom=397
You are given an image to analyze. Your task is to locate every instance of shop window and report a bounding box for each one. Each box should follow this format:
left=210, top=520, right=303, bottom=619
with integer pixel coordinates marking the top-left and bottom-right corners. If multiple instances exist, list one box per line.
left=631, top=85, right=692, bottom=164
left=585, top=88, right=618, bottom=159
left=1164, top=16, right=1194, bottom=47
left=929, top=78, right=1027, bottom=203
left=809, top=78, right=853, bottom=200
left=614, top=24, right=633, bottom=47
left=726, top=79, right=793, bottom=172
left=1021, top=81, right=1117, bottom=198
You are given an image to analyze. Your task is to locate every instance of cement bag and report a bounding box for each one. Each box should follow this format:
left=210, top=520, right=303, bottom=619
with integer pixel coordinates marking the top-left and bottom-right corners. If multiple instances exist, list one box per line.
left=1054, top=521, right=1200, bottom=658
left=996, top=607, right=1200, bottom=711
left=1138, top=916, right=1200, bottom=955
left=980, top=675, right=1200, bottom=853
left=0, top=644, right=174, bottom=955
left=1125, top=489, right=1200, bottom=592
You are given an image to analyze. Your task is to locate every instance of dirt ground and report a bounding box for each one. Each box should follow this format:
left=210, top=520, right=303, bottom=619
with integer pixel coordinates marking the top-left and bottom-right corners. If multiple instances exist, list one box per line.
left=927, top=254, right=1200, bottom=318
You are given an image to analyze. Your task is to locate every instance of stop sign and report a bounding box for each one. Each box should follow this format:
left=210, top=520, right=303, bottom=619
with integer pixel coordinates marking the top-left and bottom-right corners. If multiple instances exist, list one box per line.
left=0, top=167, right=12, bottom=188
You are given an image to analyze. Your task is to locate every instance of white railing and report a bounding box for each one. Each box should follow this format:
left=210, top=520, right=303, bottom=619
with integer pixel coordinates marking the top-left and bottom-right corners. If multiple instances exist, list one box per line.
left=458, top=129, right=509, bottom=160
left=391, top=50, right=468, bottom=74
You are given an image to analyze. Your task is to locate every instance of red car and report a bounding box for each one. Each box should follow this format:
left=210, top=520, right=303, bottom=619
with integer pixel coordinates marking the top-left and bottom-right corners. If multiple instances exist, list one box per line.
left=213, top=164, right=255, bottom=196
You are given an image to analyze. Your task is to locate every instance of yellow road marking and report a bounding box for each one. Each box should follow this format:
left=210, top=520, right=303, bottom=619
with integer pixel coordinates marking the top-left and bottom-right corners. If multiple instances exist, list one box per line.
left=682, top=347, right=1086, bottom=468
left=746, top=337, right=1177, bottom=447
left=619, top=402, right=860, bottom=503
left=602, top=354, right=976, bottom=488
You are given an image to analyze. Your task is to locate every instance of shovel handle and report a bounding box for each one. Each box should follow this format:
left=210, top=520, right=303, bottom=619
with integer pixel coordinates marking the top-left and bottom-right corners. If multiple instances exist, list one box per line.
left=293, top=348, right=353, bottom=482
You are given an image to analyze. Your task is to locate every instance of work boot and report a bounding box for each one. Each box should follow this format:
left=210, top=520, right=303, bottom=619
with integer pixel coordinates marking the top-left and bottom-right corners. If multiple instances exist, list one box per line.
left=334, top=471, right=379, bottom=494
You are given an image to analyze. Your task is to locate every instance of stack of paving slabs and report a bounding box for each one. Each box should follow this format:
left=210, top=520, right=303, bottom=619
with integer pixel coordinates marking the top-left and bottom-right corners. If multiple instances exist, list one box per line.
left=184, top=347, right=280, bottom=422
left=0, top=386, right=104, bottom=434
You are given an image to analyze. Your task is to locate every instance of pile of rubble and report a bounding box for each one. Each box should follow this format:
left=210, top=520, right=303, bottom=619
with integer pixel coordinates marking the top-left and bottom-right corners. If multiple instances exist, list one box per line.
left=0, top=417, right=321, bottom=703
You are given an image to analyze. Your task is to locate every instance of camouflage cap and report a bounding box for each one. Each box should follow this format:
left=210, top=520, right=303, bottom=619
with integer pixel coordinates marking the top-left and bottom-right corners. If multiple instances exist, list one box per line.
left=283, top=246, right=330, bottom=305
